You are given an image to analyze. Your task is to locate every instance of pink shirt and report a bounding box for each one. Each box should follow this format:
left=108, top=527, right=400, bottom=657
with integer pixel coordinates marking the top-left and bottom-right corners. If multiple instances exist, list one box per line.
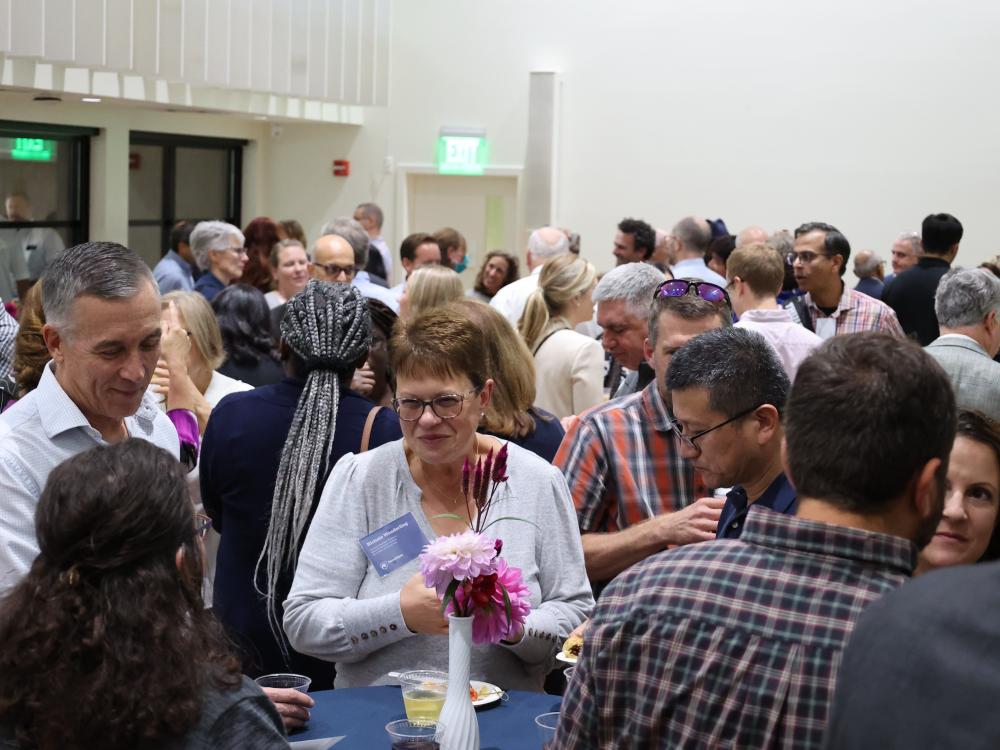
left=735, top=308, right=824, bottom=379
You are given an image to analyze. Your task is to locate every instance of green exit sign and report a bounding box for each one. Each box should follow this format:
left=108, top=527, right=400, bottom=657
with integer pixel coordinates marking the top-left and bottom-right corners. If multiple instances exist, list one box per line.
left=11, top=138, right=55, bottom=161
left=437, top=135, right=488, bottom=175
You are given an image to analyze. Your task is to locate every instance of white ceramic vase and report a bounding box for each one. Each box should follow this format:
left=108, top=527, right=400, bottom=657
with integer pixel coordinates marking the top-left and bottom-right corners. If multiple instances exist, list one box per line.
left=438, top=614, right=480, bottom=750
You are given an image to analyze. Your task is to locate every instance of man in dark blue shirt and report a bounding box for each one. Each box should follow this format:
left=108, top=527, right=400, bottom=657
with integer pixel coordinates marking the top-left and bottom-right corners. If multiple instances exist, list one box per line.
left=667, top=326, right=795, bottom=539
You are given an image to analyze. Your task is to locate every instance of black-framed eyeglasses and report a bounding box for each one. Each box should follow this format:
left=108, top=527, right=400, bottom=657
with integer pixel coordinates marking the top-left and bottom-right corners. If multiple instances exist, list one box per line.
left=785, top=250, right=832, bottom=265
left=312, top=261, right=357, bottom=278
left=194, top=513, right=213, bottom=539
left=674, top=403, right=762, bottom=453
left=392, top=388, right=480, bottom=422
left=654, top=279, right=732, bottom=309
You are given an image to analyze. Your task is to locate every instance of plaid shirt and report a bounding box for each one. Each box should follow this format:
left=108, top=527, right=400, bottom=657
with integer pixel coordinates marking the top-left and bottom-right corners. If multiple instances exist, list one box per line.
left=552, top=507, right=916, bottom=750
left=787, top=283, right=904, bottom=338
left=554, top=382, right=705, bottom=534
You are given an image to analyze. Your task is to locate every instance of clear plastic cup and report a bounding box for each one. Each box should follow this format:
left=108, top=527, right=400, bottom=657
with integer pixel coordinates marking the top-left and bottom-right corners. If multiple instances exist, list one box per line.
left=254, top=673, right=312, bottom=693
left=563, top=666, right=576, bottom=682
left=385, top=719, right=445, bottom=749
left=535, top=712, right=560, bottom=744
left=397, top=670, right=448, bottom=725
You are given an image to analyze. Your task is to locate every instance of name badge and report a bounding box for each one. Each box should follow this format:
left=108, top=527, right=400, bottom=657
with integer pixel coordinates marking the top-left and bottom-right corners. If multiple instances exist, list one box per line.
left=359, top=512, right=428, bottom=577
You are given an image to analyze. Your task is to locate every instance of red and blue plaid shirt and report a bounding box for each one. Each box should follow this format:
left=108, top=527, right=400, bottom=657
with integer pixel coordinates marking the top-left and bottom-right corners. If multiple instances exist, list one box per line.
left=552, top=506, right=916, bottom=750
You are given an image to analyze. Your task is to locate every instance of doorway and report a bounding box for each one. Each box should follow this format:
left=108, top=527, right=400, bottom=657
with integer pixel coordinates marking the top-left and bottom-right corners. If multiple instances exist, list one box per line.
left=405, top=172, right=519, bottom=286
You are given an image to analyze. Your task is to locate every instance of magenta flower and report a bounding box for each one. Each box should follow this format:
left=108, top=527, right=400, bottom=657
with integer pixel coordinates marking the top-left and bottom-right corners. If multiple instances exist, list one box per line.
left=447, top=557, right=532, bottom=644
left=491, top=444, right=509, bottom=483
left=419, top=530, right=498, bottom=597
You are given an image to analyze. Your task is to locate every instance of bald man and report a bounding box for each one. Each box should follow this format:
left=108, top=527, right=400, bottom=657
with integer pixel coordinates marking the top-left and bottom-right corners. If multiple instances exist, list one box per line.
left=670, top=216, right=726, bottom=286
left=853, top=249, right=885, bottom=300
left=490, top=226, right=571, bottom=326
left=736, top=226, right=770, bottom=248
left=311, top=234, right=359, bottom=284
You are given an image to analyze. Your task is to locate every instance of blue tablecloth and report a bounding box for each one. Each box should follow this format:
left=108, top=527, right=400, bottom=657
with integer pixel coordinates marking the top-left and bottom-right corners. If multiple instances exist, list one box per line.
left=292, top=685, right=563, bottom=749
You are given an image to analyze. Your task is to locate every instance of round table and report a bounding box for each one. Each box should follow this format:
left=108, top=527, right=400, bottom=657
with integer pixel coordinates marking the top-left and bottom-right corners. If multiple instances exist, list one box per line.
left=291, top=685, right=563, bottom=749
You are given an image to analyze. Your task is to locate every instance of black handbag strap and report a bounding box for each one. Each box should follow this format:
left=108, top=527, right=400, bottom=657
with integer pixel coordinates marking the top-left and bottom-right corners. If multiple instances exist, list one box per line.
left=791, top=297, right=815, bottom=333
left=532, top=326, right=570, bottom=356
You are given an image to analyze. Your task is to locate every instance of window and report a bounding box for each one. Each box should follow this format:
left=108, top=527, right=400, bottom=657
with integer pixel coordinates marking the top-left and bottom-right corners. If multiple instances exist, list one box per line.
left=128, top=132, right=245, bottom=268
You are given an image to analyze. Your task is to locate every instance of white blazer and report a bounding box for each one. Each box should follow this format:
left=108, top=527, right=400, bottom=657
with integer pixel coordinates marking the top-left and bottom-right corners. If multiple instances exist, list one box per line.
left=532, top=326, right=605, bottom=419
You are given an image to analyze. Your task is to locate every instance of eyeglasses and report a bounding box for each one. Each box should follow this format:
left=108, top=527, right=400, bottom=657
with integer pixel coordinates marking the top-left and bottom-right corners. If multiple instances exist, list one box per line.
left=674, top=404, right=762, bottom=453
left=219, top=245, right=248, bottom=256
left=194, top=513, right=212, bottom=539
left=785, top=250, right=832, bottom=265
left=654, top=279, right=732, bottom=309
left=392, top=388, right=479, bottom=422
left=313, top=262, right=357, bottom=279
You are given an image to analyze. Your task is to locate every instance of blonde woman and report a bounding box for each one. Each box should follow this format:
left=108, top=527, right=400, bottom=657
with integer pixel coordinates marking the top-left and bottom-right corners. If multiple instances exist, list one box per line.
left=264, top=239, right=310, bottom=310
left=518, top=254, right=603, bottom=419
left=399, top=263, right=464, bottom=318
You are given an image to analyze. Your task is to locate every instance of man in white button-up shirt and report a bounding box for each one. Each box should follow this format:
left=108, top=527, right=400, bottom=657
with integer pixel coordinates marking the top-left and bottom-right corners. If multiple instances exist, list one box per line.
left=490, top=226, right=570, bottom=327
left=0, top=241, right=179, bottom=594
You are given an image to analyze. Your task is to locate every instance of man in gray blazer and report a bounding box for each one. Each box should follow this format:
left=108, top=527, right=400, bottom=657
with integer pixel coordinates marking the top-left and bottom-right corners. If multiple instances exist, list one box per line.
left=924, top=267, right=1000, bottom=421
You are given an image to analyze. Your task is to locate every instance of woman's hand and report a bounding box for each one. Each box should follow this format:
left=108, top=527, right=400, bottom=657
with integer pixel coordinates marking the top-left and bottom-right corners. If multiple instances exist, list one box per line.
left=399, top=572, right=449, bottom=636
left=259, top=686, right=315, bottom=731
left=351, top=362, right=376, bottom=396
left=160, top=300, right=191, bottom=369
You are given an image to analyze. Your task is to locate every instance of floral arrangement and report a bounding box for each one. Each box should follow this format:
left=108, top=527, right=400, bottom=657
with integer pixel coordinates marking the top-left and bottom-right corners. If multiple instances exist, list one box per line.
left=419, top=444, right=531, bottom=644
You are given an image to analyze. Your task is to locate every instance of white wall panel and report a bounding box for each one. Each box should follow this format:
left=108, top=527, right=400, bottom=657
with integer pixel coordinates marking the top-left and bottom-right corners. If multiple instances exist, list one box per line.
left=269, top=0, right=289, bottom=94
left=75, top=0, right=105, bottom=67
left=0, top=0, right=11, bottom=53
left=341, top=0, right=358, bottom=104
left=132, top=0, right=157, bottom=76
left=44, top=0, right=75, bottom=61
left=204, top=0, right=228, bottom=85
left=182, top=0, right=207, bottom=82
left=104, top=0, right=131, bottom=70
left=229, top=0, right=251, bottom=89
left=325, top=0, right=343, bottom=101
left=306, top=0, right=326, bottom=99
left=373, top=0, right=388, bottom=106
left=289, top=0, right=308, bottom=96
left=10, top=0, right=43, bottom=57
left=158, top=0, right=183, bottom=79
left=249, top=0, right=270, bottom=91
left=358, top=0, right=374, bottom=105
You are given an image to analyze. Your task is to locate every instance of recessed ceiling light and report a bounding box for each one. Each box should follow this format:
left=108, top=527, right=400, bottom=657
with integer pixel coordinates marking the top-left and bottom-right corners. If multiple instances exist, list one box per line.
left=82, top=97, right=102, bottom=103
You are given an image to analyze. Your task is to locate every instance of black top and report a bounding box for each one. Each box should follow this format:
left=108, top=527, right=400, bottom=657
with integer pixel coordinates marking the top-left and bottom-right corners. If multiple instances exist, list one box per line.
left=717, top=472, right=797, bottom=539
left=218, top=354, right=285, bottom=387
left=200, top=378, right=402, bottom=688
left=825, top=561, right=1000, bottom=749
left=484, top=407, right=565, bottom=463
left=881, top=256, right=952, bottom=345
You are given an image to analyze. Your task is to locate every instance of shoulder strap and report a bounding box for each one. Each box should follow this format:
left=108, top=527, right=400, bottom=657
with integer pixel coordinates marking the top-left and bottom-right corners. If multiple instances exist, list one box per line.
left=791, top=296, right=815, bottom=333
left=532, top=325, right=570, bottom=356
left=360, top=406, right=383, bottom=453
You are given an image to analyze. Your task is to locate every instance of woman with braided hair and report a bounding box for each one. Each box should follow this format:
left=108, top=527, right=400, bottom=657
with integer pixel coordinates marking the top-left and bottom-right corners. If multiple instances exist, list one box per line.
left=200, top=280, right=401, bottom=693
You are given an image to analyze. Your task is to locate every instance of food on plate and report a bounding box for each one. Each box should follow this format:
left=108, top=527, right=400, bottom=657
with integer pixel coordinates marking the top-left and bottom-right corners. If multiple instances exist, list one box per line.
left=562, top=633, right=583, bottom=658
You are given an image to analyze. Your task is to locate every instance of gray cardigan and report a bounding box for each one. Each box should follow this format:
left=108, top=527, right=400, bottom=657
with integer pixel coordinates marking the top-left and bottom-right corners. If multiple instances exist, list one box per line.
left=283, top=439, right=594, bottom=691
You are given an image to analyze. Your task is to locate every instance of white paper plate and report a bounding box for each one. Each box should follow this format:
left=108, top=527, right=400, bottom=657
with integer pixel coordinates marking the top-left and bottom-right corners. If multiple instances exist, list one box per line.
left=556, top=651, right=578, bottom=665
left=470, top=680, right=503, bottom=708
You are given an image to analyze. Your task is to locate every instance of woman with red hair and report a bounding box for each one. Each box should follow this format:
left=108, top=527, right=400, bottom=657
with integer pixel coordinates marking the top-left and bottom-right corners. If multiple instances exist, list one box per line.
left=240, top=217, right=281, bottom=293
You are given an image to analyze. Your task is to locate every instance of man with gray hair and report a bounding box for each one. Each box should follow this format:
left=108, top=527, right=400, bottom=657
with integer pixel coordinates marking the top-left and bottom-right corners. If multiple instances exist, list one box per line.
left=853, top=249, right=885, bottom=300
left=924, top=267, right=1000, bottom=421
left=320, top=218, right=399, bottom=311
left=192, top=220, right=247, bottom=302
left=0, top=241, right=179, bottom=594
left=669, top=216, right=726, bottom=286
left=490, top=226, right=570, bottom=326
left=353, top=202, right=392, bottom=280
left=888, top=231, right=922, bottom=281
left=592, top=262, right=668, bottom=398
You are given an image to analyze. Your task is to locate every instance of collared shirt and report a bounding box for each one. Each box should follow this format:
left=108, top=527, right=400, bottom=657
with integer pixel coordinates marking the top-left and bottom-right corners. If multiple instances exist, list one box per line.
left=0, top=226, right=65, bottom=279
left=717, top=471, right=797, bottom=539
left=552, top=507, right=916, bottom=750
left=735, top=308, right=824, bottom=379
left=670, top=257, right=728, bottom=287
left=371, top=235, right=393, bottom=280
left=0, top=364, right=179, bottom=594
left=786, top=283, right=904, bottom=340
left=925, top=333, right=1000, bottom=422
left=194, top=271, right=227, bottom=302
left=882, top=256, right=952, bottom=345
left=353, top=271, right=400, bottom=312
left=0, top=235, right=28, bottom=302
left=153, top=249, right=196, bottom=294
left=0, top=305, right=16, bottom=380
left=853, top=276, right=884, bottom=300
left=489, top=265, right=543, bottom=327
left=555, top=381, right=706, bottom=536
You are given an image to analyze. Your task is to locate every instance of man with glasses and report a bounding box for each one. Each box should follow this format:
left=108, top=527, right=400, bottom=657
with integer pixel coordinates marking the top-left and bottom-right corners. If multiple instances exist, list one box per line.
left=555, top=278, right=731, bottom=588
left=668, top=327, right=794, bottom=539
left=310, top=234, right=358, bottom=285
left=552, top=332, right=955, bottom=749
left=319, top=218, right=400, bottom=312
left=785, top=221, right=903, bottom=339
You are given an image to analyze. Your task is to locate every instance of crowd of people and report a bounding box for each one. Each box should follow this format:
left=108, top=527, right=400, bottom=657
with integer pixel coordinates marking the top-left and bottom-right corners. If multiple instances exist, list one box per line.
left=0, top=204, right=998, bottom=749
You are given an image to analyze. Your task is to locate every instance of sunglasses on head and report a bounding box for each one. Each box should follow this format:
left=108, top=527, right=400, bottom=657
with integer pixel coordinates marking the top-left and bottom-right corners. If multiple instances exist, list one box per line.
left=653, top=279, right=732, bottom=308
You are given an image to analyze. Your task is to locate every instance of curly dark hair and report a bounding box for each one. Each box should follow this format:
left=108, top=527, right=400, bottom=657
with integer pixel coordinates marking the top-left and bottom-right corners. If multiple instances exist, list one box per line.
left=211, top=283, right=281, bottom=367
left=0, top=439, right=242, bottom=750
left=617, top=217, right=656, bottom=260
left=473, top=251, right=520, bottom=299
left=240, top=216, right=282, bottom=292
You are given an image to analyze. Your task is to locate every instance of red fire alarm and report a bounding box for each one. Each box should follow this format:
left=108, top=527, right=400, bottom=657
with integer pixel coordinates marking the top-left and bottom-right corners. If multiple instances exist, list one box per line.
left=333, top=159, right=350, bottom=176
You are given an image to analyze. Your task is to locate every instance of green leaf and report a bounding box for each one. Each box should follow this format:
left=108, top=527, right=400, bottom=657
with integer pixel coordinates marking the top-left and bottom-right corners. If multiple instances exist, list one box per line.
left=480, top=516, right=540, bottom=531
left=500, top=583, right=513, bottom=627
left=440, top=579, right=461, bottom=616
left=430, top=513, right=467, bottom=521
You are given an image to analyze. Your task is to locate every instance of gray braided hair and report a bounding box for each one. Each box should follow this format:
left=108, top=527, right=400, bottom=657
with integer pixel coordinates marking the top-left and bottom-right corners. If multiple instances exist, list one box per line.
left=256, top=279, right=371, bottom=652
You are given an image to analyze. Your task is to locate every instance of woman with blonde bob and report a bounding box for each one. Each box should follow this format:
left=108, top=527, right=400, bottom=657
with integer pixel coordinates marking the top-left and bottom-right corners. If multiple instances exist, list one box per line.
left=399, top=264, right=464, bottom=319
left=518, top=253, right=603, bottom=419
left=454, top=299, right=565, bottom=461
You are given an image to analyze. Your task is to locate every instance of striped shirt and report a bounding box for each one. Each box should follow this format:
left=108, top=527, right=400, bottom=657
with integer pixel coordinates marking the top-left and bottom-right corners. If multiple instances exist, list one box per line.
left=552, top=507, right=916, bottom=750
left=786, top=284, right=904, bottom=339
left=0, top=305, right=16, bottom=381
left=554, top=382, right=705, bottom=533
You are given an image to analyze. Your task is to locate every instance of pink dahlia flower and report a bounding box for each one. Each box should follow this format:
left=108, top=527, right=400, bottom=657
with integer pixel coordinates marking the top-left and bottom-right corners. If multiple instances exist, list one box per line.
left=419, top=530, right=498, bottom=597
left=450, top=557, right=532, bottom=644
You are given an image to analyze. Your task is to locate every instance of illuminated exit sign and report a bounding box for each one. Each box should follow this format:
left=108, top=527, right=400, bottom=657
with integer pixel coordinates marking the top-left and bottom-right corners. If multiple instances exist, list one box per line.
left=11, top=138, right=55, bottom=161
left=437, top=133, right=488, bottom=175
